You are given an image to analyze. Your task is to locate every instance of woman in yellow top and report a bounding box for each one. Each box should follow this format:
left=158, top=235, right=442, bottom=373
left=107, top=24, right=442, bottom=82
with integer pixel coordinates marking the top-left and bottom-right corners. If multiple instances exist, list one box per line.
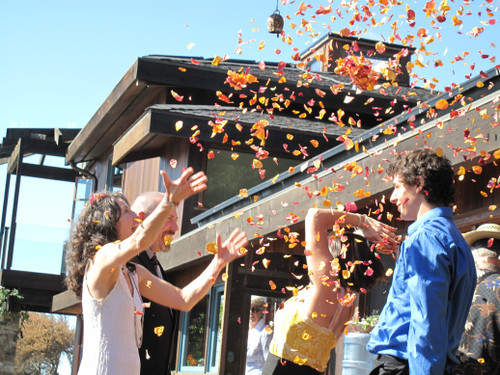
left=262, top=208, right=396, bottom=375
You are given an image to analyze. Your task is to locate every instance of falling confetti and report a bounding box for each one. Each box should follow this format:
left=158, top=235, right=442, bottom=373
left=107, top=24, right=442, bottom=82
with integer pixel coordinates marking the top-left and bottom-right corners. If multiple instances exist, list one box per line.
left=154, top=326, right=165, bottom=336
left=164, top=235, right=173, bottom=246
left=206, top=242, right=218, bottom=255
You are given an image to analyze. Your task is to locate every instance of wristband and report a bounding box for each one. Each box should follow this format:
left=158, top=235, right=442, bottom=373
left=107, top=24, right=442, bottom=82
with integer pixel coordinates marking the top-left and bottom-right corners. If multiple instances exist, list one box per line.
left=357, top=214, right=369, bottom=229
left=162, top=195, right=178, bottom=207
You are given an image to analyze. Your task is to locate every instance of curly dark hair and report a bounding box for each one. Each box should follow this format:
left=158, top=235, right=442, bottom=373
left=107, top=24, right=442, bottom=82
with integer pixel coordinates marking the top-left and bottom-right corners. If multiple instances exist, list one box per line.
left=387, top=148, right=455, bottom=207
left=329, top=232, right=386, bottom=292
left=65, top=192, right=128, bottom=298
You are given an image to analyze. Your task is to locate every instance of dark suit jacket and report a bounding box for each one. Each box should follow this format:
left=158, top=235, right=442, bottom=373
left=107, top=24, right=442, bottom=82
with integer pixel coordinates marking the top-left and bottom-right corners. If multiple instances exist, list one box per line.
left=131, top=251, right=180, bottom=375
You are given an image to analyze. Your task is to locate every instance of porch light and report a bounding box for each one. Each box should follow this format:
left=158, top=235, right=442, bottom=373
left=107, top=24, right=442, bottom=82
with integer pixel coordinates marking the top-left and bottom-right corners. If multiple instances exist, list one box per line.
left=267, top=0, right=284, bottom=37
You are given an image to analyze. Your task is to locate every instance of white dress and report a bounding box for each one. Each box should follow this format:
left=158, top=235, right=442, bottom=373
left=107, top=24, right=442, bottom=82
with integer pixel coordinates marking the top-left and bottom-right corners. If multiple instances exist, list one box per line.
left=78, top=267, right=144, bottom=375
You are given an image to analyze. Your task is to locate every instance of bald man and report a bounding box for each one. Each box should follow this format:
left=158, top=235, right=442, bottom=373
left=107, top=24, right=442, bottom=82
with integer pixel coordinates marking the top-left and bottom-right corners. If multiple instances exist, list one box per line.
left=130, top=192, right=179, bottom=375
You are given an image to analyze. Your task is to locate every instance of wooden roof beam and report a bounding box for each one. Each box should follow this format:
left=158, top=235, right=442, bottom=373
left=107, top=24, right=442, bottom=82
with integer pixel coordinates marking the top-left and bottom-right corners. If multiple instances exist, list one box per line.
left=65, top=60, right=141, bottom=164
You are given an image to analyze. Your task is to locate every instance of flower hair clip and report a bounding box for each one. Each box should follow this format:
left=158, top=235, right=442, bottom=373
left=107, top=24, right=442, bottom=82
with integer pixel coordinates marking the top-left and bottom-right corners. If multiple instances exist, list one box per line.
left=135, top=211, right=145, bottom=223
left=89, top=194, right=108, bottom=205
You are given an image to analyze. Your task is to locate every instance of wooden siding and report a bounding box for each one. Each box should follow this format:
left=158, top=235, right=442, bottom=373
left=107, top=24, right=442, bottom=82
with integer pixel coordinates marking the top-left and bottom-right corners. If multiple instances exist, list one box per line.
left=122, top=157, right=161, bottom=203
left=159, top=139, right=191, bottom=236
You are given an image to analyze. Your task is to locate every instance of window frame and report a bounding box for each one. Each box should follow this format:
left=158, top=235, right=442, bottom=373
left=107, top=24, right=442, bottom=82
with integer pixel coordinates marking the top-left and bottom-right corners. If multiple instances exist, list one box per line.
left=205, top=284, right=225, bottom=373
left=105, top=155, right=123, bottom=193
left=177, top=283, right=226, bottom=374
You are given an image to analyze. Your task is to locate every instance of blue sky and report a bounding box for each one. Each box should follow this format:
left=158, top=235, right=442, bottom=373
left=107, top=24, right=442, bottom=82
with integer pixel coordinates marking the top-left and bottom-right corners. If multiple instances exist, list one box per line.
left=0, top=0, right=498, bottom=274
left=2, top=0, right=498, bottom=132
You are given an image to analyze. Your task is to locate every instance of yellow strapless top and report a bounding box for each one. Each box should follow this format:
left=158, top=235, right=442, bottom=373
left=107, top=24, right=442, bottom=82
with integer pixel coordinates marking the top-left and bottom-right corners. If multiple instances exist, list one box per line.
left=269, top=296, right=338, bottom=371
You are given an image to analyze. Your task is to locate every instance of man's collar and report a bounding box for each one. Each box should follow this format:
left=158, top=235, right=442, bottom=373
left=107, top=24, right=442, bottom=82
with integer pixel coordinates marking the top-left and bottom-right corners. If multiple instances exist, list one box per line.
left=146, top=248, right=155, bottom=259
left=408, top=207, right=453, bottom=236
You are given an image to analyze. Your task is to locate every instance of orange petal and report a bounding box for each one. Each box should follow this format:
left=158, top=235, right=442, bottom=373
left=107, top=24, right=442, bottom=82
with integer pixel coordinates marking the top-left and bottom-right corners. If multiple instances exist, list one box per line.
left=435, top=99, right=449, bottom=110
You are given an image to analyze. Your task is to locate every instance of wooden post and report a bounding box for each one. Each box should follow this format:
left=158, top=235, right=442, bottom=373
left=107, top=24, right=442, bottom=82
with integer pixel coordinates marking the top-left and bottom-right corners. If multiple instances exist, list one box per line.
left=219, top=261, right=248, bottom=375
left=0, top=172, right=11, bottom=269
left=0, top=171, right=10, bottom=269
left=6, top=141, right=23, bottom=270
left=71, top=314, right=84, bottom=375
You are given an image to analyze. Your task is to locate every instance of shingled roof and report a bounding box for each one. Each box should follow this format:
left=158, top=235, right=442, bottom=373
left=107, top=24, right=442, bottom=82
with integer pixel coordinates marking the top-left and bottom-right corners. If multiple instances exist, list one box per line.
left=67, top=54, right=436, bottom=164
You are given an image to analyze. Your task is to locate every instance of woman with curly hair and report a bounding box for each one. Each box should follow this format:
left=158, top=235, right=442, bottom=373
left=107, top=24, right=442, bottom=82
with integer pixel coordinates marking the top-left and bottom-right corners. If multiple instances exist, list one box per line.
left=262, top=208, right=396, bottom=375
left=66, top=168, right=248, bottom=375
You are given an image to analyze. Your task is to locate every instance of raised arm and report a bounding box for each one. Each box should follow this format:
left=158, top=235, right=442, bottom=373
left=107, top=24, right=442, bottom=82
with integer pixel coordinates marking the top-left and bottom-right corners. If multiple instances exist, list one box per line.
left=303, top=208, right=395, bottom=326
left=304, top=209, right=351, bottom=287
left=139, top=227, right=249, bottom=311
left=121, top=169, right=208, bottom=260
left=87, top=168, right=207, bottom=299
left=304, top=208, right=394, bottom=285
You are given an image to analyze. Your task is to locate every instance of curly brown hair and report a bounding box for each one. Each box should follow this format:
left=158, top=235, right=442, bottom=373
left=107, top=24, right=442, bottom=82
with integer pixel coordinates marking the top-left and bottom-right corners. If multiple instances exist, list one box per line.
left=65, top=192, right=128, bottom=298
left=329, top=232, right=386, bottom=292
left=387, top=148, right=455, bottom=207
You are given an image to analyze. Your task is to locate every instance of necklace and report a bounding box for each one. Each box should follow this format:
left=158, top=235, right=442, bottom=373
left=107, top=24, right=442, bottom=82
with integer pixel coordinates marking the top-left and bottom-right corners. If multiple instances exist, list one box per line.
left=123, top=267, right=144, bottom=348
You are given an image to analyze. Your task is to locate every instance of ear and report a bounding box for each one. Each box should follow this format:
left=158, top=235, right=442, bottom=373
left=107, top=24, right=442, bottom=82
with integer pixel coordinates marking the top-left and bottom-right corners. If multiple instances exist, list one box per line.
left=415, top=176, right=425, bottom=193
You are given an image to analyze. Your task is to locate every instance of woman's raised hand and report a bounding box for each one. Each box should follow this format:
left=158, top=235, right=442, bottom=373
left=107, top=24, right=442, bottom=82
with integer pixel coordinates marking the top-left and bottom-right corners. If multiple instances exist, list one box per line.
left=160, top=168, right=208, bottom=205
left=360, top=215, right=400, bottom=253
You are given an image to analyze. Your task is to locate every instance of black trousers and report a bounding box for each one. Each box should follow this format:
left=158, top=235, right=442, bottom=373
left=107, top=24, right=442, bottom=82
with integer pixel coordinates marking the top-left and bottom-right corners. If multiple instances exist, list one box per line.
left=262, top=353, right=323, bottom=375
left=369, top=354, right=409, bottom=375
left=370, top=354, right=455, bottom=375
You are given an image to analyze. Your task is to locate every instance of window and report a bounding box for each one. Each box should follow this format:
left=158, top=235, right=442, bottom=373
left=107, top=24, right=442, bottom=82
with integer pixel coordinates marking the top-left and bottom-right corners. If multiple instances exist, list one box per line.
left=203, top=149, right=298, bottom=209
left=206, top=284, right=225, bottom=373
left=177, top=284, right=226, bottom=373
left=306, top=59, right=323, bottom=72
left=179, top=295, right=208, bottom=372
left=105, top=155, right=123, bottom=193
left=6, top=161, right=75, bottom=274
left=71, top=177, right=94, bottom=222
left=352, top=50, right=389, bottom=74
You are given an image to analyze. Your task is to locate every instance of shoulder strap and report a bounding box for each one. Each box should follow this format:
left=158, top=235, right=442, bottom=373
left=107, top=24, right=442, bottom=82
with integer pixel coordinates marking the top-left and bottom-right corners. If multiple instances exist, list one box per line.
left=125, top=267, right=141, bottom=298
left=477, top=270, right=497, bottom=284
left=328, top=305, right=342, bottom=330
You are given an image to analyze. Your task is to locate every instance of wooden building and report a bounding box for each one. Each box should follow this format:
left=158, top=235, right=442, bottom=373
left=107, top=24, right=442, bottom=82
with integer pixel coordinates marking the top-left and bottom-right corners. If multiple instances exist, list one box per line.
left=1, top=34, right=499, bottom=374
left=0, top=128, right=80, bottom=313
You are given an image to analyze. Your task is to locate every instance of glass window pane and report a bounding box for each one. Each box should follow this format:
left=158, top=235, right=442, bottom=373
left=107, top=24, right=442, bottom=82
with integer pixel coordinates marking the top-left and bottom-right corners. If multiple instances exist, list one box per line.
left=203, top=149, right=298, bottom=209
left=207, top=285, right=224, bottom=373
left=75, top=178, right=93, bottom=201
left=10, top=177, right=73, bottom=274
left=106, top=156, right=123, bottom=192
left=179, top=295, right=208, bottom=371
left=307, top=59, right=323, bottom=72
left=72, top=178, right=94, bottom=222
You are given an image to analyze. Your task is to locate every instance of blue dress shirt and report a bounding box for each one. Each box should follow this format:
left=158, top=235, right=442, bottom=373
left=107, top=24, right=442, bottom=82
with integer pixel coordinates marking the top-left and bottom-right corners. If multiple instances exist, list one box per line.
left=367, top=207, right=476, bottom=375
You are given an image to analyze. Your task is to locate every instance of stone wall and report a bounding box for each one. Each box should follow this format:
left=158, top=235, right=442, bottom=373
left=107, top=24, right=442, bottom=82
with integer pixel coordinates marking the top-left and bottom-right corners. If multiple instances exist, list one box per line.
left=0, top=314, right=19, bottom=375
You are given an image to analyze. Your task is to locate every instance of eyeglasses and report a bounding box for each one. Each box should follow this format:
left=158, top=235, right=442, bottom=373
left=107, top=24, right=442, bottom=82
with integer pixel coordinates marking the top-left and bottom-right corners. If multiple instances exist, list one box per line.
left=250, top=307, right=262, bottom=313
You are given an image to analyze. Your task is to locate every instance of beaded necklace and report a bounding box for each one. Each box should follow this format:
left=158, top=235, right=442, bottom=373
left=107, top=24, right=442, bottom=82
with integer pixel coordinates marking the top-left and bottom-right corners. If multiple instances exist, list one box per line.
left=123, top=267, right=144, bottom=348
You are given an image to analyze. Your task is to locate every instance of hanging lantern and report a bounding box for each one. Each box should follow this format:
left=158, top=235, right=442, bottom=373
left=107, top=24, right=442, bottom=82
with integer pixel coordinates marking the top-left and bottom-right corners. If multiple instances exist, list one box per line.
left=267, top=1, right=284, bottom=37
